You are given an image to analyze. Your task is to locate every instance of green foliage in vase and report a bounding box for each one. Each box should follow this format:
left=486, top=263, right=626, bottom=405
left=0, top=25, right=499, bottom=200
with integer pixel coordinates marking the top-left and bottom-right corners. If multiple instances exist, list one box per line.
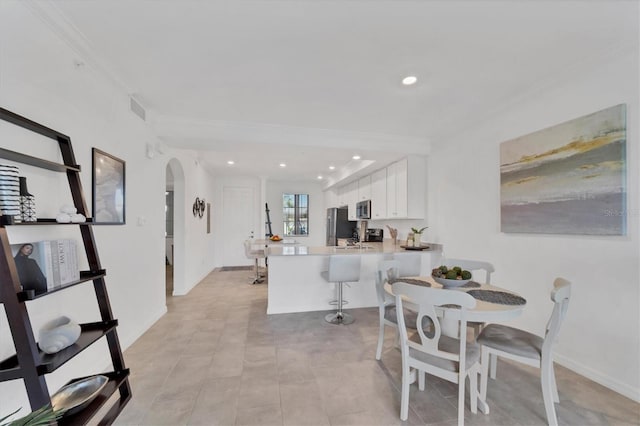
left=411, top=226, right=428, bottom=234
left=0, top=405, right=62, bottom=426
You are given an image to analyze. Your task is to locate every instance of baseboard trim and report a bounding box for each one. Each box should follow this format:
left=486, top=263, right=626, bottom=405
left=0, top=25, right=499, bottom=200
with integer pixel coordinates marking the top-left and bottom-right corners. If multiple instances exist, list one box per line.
left=554, top=353, right=640, bottom=402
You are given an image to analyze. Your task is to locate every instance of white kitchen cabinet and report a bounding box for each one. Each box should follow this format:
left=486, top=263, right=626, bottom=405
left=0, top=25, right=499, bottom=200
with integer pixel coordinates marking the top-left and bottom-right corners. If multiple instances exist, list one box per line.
left=370, top=168, right=387, bottom=219
left=345, top=181, right=359, bottom=220
left=358, top=176, right=371, bottom=201
left=337, top=185, right=347, bottom=207
left=386, top=157, right=426, bottom=219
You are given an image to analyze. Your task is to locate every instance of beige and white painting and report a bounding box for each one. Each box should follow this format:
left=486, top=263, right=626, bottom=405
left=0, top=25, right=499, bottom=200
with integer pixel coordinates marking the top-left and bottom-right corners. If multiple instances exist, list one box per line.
left=500, top=104, right=626, bottom=235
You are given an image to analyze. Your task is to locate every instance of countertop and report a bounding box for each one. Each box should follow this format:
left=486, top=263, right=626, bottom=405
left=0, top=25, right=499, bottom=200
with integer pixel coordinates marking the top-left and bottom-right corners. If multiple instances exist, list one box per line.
left=267, top=241, right=442, bottom=256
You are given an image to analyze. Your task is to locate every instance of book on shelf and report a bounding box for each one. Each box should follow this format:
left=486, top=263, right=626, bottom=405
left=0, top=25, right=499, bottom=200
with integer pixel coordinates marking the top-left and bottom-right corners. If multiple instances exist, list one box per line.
left=10, top=240, right=79, bottom=292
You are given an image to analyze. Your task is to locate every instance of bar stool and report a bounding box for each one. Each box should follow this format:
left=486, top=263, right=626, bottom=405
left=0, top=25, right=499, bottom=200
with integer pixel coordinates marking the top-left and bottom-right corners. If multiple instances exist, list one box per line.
left=243, top=240, right=265, bottom=284
left=321, top=254, right=361, bottom=325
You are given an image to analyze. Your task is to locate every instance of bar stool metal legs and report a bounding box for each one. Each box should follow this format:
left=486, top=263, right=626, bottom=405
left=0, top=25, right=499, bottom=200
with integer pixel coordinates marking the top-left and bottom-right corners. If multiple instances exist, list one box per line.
left=325, top=281, right=354, bottom=324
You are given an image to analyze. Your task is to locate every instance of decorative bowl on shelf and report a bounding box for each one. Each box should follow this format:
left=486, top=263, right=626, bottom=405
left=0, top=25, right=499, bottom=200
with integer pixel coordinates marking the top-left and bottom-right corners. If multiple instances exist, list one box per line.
left=432, top=276, right=471, bottom=288
left=51, top=374, right=109, bottom=415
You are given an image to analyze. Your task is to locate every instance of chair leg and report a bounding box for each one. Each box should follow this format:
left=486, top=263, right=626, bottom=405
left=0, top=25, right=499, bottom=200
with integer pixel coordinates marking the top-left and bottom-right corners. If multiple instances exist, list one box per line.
left=252, top=258, right=264, bottom=284
left=541, top=358, right=559, bottom=426
left=489, top=353, right=497, bottom=379
left=550, top=362, right=559, bottom=403
left=418, top=370, right=425, bottom=391
left=324, top=282, right=354, bottom=325
left=375, top=314, right=385, bottom=360
left=457, top=370, right=466, bottom=426
left=400, top=362, right=411, bottom=421
left=480, top=347, right=490, bottom=402
left=469, top=367, right=478, bottom=414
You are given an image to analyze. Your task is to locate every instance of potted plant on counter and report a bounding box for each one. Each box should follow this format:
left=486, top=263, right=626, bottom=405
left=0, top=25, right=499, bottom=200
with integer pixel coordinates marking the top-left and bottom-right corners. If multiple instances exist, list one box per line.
left=411, top=227, right=428, bottom=247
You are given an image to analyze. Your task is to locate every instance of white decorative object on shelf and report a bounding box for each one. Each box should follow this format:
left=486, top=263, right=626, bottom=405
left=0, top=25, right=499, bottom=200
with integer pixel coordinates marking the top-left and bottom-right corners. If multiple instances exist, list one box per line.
left=71, top=213, right=86, bottom=223
left=56, top=213, right=72, bottom=223
left=38, top=316, right=81, bottom=354
left=56, top=206, right=85, bottom=223
left=0, top=164, right=21, bottom=219
left=19, top=177, right=36, bottom=222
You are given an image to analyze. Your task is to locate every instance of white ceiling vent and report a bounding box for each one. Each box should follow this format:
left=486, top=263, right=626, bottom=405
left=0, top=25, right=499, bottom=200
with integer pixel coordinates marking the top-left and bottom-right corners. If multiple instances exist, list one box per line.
left=129, top=96, right=146, bottom=121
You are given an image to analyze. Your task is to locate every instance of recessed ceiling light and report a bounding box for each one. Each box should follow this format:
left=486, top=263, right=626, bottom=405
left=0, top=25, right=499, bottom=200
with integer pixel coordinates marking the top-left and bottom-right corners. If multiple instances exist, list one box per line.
left=352, top=155, right=361, bottom=160
left=329, top=165, right=335, bottom=170
left=279, top=163, right=286, bottom=168
left=402, top=75, right=417, bottom=86
left=317, top=175, right=323, bottom=180
left=227, top=160, right=235, bottom=165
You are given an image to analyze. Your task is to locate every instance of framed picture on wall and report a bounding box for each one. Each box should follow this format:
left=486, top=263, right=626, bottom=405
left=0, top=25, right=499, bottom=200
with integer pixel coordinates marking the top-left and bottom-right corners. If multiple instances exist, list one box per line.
left=92, top=148, right=126, bottom=224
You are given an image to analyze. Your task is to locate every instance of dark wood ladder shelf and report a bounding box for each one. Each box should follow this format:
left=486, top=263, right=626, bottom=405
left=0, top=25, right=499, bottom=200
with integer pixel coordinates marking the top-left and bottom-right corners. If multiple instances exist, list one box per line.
left=0, top=217, right=95, bottom=226
left=0, top=320, right=118, bottom=380
left=0, top=106, right=131, bottom=425
left=17, top=270, right=107, bottom=301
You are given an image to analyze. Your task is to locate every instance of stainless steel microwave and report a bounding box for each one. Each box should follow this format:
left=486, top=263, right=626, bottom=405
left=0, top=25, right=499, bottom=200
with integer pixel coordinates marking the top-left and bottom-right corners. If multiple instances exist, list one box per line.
left=356, top=200, right=371, bottom=220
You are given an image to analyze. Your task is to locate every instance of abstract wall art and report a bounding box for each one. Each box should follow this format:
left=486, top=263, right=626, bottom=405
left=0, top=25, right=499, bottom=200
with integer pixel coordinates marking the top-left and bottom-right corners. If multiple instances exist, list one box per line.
left=500, top=104, right=626, bottom=235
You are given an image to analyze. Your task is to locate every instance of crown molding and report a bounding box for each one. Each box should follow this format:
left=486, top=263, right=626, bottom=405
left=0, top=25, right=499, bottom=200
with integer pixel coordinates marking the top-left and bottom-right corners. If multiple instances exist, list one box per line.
left=153, top=115, right=430, bottom=155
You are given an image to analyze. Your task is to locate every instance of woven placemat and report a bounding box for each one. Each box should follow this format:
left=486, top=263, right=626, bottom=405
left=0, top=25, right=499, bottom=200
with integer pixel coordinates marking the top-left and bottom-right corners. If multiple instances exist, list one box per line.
left=460, top=281, right=481, bottom=289
left=388, top=278, right=431, bottom=287
left=466, top=290, right=526, bottom=305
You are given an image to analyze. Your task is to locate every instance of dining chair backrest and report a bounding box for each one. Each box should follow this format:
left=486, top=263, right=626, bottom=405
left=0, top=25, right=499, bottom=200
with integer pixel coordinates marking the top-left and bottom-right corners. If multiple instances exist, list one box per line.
left=392, top=281, right=476, bottom=365
left=543, top=278, right=572, bottom=357
left=376, top=260, right=399, bottom=306
left=393, top=252, right=422, bottom=277
left=443, top=258, right=494, bottom=284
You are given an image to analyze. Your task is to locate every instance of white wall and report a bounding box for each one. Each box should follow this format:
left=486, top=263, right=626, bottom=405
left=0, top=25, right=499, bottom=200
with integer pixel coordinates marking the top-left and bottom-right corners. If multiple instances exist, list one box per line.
left=266, top=180, right=325, bottom=246
left=427, top=51, right=639, bottom=401
left=0, top=2, right=217, bottom=415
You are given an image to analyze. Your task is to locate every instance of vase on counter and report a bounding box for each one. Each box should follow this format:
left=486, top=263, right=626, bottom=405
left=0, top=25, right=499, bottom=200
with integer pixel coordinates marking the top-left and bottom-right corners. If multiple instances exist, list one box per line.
left=414, top=232, right=421, bottom=247
left=19, top=176, right=36, bottom=222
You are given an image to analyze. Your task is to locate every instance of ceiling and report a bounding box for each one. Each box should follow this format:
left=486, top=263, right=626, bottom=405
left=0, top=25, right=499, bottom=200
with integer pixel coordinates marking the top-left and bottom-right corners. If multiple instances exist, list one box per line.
left=38, top=0, right=638, bottom=185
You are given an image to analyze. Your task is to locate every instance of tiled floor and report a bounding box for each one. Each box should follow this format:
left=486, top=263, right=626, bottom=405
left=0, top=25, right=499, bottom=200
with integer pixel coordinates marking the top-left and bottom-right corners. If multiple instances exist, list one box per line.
left=115, top=269, right=640, bottom=425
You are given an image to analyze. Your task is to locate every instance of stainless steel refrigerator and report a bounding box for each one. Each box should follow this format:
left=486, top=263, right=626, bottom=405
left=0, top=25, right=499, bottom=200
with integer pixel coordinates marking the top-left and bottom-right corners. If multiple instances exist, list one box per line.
left=326, top=207, right=357, bottom=246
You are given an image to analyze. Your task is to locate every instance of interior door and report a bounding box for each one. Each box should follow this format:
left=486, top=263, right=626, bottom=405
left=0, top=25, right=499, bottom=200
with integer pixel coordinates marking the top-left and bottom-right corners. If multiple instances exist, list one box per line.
left=222, top=186, right=255, bottom=266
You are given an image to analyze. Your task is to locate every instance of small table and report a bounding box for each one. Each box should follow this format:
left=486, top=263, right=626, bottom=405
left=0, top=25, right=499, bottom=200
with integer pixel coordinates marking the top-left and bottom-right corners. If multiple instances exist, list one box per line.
left=385, top=276, right=527, bottom=414
left=386, top=277, right=526, bottom=324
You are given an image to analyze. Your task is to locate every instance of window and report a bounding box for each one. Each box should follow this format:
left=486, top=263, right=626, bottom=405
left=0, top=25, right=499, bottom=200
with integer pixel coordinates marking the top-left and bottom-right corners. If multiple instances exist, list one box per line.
left=283, top=193, right=308, bottom=236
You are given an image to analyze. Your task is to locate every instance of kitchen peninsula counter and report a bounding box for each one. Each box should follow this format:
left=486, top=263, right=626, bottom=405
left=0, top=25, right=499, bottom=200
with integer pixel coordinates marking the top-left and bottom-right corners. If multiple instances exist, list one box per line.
left=267, top=241, right=440, bottom=257
left=266, top=241, right=442, bottom=314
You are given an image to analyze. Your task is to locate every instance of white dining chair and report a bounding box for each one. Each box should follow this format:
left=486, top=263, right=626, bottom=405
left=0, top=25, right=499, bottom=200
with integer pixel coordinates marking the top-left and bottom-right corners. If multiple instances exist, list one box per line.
left=243, top=240, right=265, bottom=284
left=375, top=260, right=431, bottom=360
left=442, top=258, right=495, bottom=338
left=477, top=278, right=572, bottom=426
left=393, top=252, right=422, bottom=277
left=392, top=281, right=481, bottom=425
left=443, top=258, right=495, bottom=284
